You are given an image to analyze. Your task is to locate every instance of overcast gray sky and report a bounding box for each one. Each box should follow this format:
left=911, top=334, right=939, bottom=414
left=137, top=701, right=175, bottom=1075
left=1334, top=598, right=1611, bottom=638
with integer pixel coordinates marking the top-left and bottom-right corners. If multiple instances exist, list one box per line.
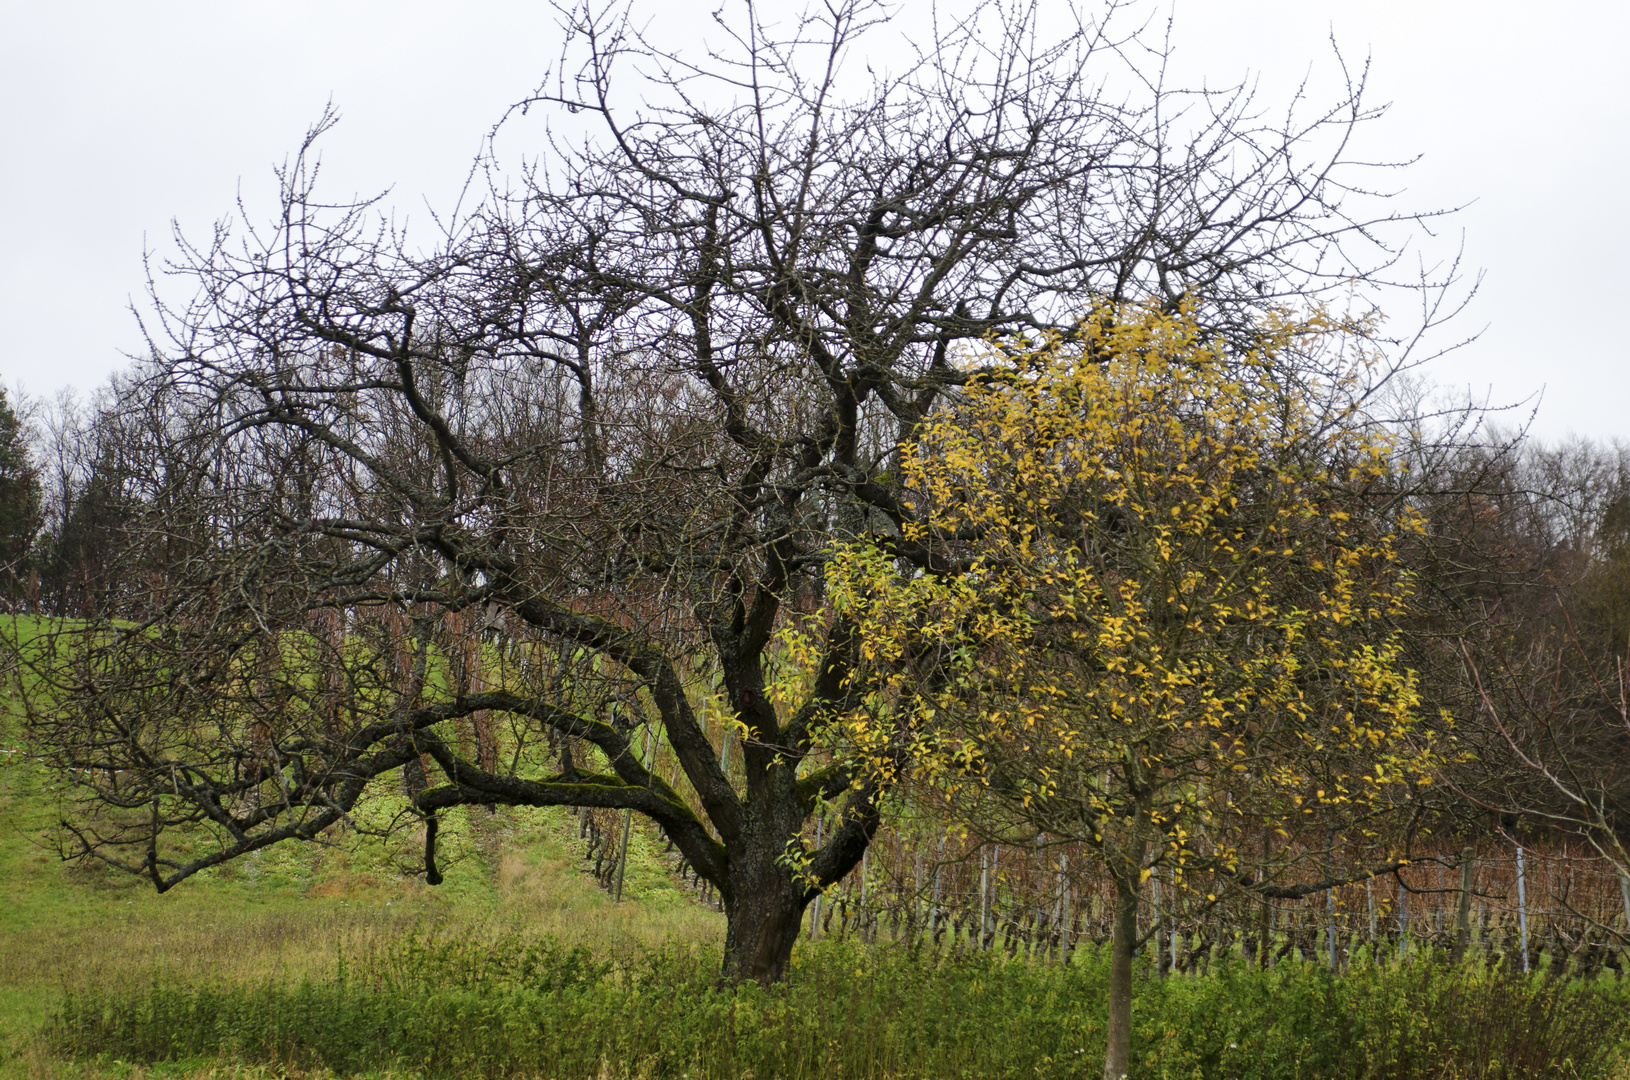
left=3, top=1, right=1625, bottom=442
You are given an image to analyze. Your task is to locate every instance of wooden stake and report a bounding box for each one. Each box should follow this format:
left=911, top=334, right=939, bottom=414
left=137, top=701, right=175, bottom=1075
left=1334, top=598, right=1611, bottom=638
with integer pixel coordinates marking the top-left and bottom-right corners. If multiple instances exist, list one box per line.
left=1516, top=845, right=1530, bottom=973
left=1452, top=847, right=1475, bottom=964
left=614, top=723, right=656, bottom=903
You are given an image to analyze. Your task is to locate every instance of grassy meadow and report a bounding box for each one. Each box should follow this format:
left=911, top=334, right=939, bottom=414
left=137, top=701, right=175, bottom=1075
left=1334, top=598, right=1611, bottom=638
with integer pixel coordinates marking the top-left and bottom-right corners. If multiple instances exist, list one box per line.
left=5, top=733, right=1630, bottom=1080
left=0, top=733, right=723, bottom=1079
left=4, top=630, right=1630, bottom=1079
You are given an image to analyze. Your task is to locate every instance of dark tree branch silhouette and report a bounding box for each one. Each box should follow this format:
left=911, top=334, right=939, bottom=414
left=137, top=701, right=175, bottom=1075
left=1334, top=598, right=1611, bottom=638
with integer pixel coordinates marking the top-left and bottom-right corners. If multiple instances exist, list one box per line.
left=12, top=0, right=1466, bottom=984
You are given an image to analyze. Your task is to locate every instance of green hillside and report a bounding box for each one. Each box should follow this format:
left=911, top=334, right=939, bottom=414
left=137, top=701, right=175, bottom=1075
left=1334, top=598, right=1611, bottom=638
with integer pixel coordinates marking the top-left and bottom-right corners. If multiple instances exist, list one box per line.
left=0, top=710, right=723, bottom=1076
left=6, top=622, right=1630, bottom=1080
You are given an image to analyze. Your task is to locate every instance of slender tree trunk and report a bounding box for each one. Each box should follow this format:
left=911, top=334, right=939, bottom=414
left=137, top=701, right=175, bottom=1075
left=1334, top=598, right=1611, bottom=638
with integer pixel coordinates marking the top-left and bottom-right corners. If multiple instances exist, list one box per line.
left=1104, top=870, right=1141, bottom=1080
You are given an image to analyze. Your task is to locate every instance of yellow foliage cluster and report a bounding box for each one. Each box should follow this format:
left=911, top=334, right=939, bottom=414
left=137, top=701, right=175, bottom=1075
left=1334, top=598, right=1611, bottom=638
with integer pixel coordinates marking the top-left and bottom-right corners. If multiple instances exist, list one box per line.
left=795, top=302, right=1442, bottom=886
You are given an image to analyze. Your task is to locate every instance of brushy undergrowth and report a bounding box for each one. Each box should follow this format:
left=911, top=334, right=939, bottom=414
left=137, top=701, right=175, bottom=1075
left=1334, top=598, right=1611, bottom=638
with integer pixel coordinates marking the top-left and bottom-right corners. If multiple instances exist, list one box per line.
left=47, top=934, right=1630, bottom=1080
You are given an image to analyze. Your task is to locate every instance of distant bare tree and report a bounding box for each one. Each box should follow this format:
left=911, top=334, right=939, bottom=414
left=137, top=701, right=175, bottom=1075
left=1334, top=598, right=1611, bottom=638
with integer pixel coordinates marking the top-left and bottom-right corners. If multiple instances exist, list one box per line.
left=1458, top=625, right=1630, bottom=938
left=1440, top=440, right=1630, bottom=933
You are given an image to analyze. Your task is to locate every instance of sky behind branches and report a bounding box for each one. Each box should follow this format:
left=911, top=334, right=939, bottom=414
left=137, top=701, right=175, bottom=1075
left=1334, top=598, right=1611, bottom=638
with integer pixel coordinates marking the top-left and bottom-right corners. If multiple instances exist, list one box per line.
left=2, top=0, right=1624, bottom=442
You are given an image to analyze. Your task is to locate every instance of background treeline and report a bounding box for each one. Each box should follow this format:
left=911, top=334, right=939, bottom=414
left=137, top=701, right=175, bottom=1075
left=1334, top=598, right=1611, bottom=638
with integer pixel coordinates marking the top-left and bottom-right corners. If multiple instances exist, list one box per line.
left=0, top=378, right=147, bottom=619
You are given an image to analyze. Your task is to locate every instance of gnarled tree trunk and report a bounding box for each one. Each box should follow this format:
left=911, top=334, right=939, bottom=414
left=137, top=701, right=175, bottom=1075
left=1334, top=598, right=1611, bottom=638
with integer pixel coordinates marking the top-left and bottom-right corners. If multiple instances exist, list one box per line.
left=723, top=854, right=810, bottom=984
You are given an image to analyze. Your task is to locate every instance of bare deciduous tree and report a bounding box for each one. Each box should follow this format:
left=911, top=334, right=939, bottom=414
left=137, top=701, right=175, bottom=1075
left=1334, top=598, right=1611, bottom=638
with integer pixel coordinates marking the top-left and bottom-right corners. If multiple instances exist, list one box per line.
left=12, top=0, right=1465, bottom=983
left=1459, top=628, right=1630, bottom=938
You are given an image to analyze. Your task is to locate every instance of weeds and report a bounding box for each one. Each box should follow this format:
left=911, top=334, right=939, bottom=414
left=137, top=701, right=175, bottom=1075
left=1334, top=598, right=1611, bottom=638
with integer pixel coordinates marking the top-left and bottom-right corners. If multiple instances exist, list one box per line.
left=45, top=936, right=1630, bottom=1080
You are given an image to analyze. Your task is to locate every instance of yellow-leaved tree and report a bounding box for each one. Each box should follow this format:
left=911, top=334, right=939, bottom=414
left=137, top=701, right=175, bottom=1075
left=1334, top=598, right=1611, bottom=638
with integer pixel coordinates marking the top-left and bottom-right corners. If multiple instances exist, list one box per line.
left=798, top=303, right=1445, bottom=1080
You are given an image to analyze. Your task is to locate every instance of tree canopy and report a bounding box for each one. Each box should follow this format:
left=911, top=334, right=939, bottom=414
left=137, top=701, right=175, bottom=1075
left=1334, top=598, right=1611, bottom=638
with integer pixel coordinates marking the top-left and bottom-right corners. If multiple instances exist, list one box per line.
left=810, top=303, right=1445, bottom=1077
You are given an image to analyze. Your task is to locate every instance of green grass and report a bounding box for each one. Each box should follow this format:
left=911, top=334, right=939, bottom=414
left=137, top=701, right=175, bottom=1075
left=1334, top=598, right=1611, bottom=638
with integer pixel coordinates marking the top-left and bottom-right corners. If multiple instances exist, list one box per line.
left=34, top=936, right=1630, bottom=1080
left=5, top=613, right=1630, bottom=1079
left=0, top=741, right=722, bottom=1079
left=0, top=613, right=722, bottom=1078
